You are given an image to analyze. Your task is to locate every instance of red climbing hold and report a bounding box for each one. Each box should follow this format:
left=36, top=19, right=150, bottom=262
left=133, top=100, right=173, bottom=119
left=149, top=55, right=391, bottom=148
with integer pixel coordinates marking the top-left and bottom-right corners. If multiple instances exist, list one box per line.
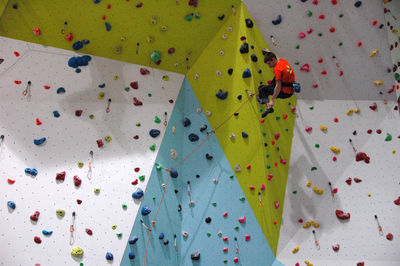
left=332, top=244, right=340, bottom=251
left=233, top=257, right=239, bottom=263
left=357, top=262, right=365, bottom=266
left=318, top=58, right=323, bottom=63
left=333, top=117, right=339, bottom=123
left=318, top=14, right=325, bottom=19
left=134, top=167, right=140, bottom=172
left=312, top=0, right=319, bottom=5
left=107, top=4, right=111, bottom=9
left=367, top=129, right=372, bottom=134
left=386, top=233, right=393, bottom=240
left=73, top=175, right=82, bottom=187
left=34, top=236, right=42, bottom=244
left=245, top=234, right=251, bottom=241
left=7, top=179, right=15, bottom=184
left=321, top=70, right=327, bottom=75
left=14, top=80, right=21, bottom=84
left=133, top=97, right=143, bottom=106
left=14, top=51, right=20, bottom=57
left=238, top=216, right=246, bottom=223
left=249, top=186, right=255, bottom=190
left=260, top=118, right=265, bottom=123
left=43, top=85, right=50, bottom=90
left=339, top=70, right=344, bottom=76
left=32, top=28, right=41, bottom=35
left=283, top=114, right=288, bottom=119
left=274, top=133, right=280, bottom=140
left=86, top=228, right=93, bottom=235
left=376, top=129, right=381, bottom=134
left=331, top=0, right=338, bottom=5
left=96, top=139, right=104, bottom=148
left=132, top=179, right=138, bottom=185
left=345, top=178, right=352, bottom=185
left=354, top=178, right=362, bottom=183
left=65, top=33, right=73, bottom=42
left=246, top=164, right=251, bottom=170
left=394, top=196, right=400, bottom=205
left=298, top=219, right=303, bottom=223
left=102, top=15, right=106, bottom=20
left=223, top=212, right=228, bottom=217
left=313, top=84, right=319, bottom=88
left=357, top=41, right=363, bottom=47
left=168, top=48, right=175, bottom=54
left=133, top=135, right=139, bottom=140
left=335, top=209, right=350, bottom=220
left=260, top=184, right=266, bottom=191
left=223, top=247, right=228, bottom=252
left=356, top=152, right=370, bottom=163
left=140, top=68, right=150, bottom=75
left=300, top=64, right=310, bottom=72
left=30, top=211, right=40, bottom=221
left=56, top=171, right=66, bottom=181
left=130, top=81, right=138, bottom=89
left=372, top=20, right=378, bottom=26
left=169, top=99, right=174, bottom=104
left=267, top=174, right=273, bottom=180
left=77, top=199, right=82, bottom=204
left=188, top=0, right=198, bottom=7
left=75, top=110, right=83, bottom=117
left=329, top=27, right=336, bottom=33
left=36, top=118, right=42, bottom=125
left=222, top=236, right=228, bottom=242
left=369, top=102, right=377, bottom=111
left=307, top=28, right=313, bottom=34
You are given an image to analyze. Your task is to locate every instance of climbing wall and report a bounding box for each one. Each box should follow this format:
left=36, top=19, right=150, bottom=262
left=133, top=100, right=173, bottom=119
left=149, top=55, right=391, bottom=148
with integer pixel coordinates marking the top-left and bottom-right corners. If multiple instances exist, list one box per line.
left=187, top=3, right=297, bottom=255
left=121, top=78, right=281, bottom=266
left=0, top=0, right=241, bottom=74
left=242, top=0, right=400, bottom=265
left=0, top=36, right=184, bottom=265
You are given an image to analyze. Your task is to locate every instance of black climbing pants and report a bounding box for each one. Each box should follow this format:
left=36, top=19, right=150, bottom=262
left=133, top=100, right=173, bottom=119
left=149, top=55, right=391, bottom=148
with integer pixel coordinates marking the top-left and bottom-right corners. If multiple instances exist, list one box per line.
left=258, top=84, right=293, bottom=99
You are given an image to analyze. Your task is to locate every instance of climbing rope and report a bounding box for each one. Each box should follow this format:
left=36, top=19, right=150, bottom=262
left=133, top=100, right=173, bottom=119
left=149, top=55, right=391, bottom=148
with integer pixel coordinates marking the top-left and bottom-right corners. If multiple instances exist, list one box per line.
left=141, top=90, right=254, bottom=266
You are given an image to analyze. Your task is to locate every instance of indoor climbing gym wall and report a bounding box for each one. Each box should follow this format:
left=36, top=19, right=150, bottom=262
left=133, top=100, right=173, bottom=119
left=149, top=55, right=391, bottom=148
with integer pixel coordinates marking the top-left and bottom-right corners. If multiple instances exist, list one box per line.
left=1, top=0, right=400, bottom=266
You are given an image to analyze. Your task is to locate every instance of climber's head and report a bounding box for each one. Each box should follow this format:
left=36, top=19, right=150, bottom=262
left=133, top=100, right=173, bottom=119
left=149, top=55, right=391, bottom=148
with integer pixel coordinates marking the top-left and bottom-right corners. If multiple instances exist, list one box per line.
left=264, top=52, right=278, bottom=68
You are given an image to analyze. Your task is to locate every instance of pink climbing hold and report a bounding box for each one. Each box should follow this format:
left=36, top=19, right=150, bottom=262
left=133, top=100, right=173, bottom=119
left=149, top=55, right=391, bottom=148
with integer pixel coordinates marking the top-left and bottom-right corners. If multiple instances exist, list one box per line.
left=333, top=156, right=337, bottom=161
left=260, top=184, right=266, bottom=191
left=298, top=218, right=303, bottom=223
left=298, top=32, right=306, bottom=39
left=300, top=64, right=310, bottom=72
left=245, top=234, right=251, bottom=241
left=339, top=70, right=344, bottom=76
left=275, top=133, right=280, bottom=140
left=274, top=201, right=280, bottom=209
left=280, top=158, right=287, bottom=165
left=295, top=263, right=300, bottom=266
left=332, top=188, right=338, bottom=194
left=267, top=174, right=273, bottom=180
left=238, top=216, right=246, bottom=223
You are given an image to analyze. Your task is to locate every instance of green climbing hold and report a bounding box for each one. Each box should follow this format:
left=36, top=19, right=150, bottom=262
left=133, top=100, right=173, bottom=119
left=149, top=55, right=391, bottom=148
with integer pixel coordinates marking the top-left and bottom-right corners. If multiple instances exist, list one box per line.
left=294, top=61, right=300, bottom=65
left=122, top=204, right=127, bottom=209
left=395, top=73, right=400, bottom=81
left=212, top=202, right=217, bottom=206
left=339, top=13, right=344, bottom=18
left=234, top=226, right=239, bottom=230
left=309, top=106, right=314, bottom=110
left=150, top=51, right=162, bottom=63
left=229, top=175, right=234, bottom=179
left=206, top=232, right=211, bottom=237
left=262, top=132, right=267, bottom=137
left=266, top=164, right=271, bottom=169
left=259, top=108, right=263, bottom=112
left=116, top=232, right=122, bottom=238
left=266, top=154, right=270, bottom=158
left=315, top=144, right=320, bottom=148
left=124, top=87, right=130, bottom=92
left=276, top=116, right=280, bottom=120
left=195, top=12, right=200, bottom=19
left=318, top=32, right=323, bottom=37
left=184, top=13, right=194, bottom=21
left=224, top=260, right=228, bottom=263
left=148, top=93, right=152, bottom=97
left=287, top=4, right=291, bottom=8
left=152, top=196, right=156, bottom=200
left=156, top=163, right=162, bottom=171
left=296, top=44, right=300, bottom=49
left=385, top=133, right=392, bottom=141
left=339, top=42, right=343, bottom=46
left=77, top=162, right=84, bottom=168
left=307, top=10, right=312, bottom=17
left=89, top=114, right=94, bottom=119
left=154, top=116, right=161, bottom=123
left=150, top=144, right=156, bottom=151
left=136, top=123, right=141, bottom=127
left=293, top=190, right=297, bottom=194
left=239, top=197, right=245, bottom=201
left=311, top=166, right=317, bottom=171
left=80, top=262, right=84, bottom=266
left=139, top=175, right=145, bottom=181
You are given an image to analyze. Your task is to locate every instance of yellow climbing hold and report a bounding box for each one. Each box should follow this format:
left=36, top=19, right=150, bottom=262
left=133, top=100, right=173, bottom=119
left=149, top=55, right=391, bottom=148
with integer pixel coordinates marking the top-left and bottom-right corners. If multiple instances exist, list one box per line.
left=330, top=146, right=341, bottom=154
left=354, top=108, right=360, bottom=113
left=105, top=136, right=112, bottom=142
left=94, top=188, right=100, bottom=193
left=71, top=246, right=84, bottom=257
left=292, top=246, right=299, bottom=253
left=392, top=29, right=398, bottom=34
left=393, top=150, right=396, bottom=154
left=162, top=75, right=170, bottom=81
left=305, top=260, right=313, bottom=266
left=369, top=49, right=378, bottom=57
left=373, top=81, right=383, bottom=86
left=114, top=75, right=119, bottom=80
left=303, top=221, right=312, bottom=229
left=98, top=92, right=105, bottom=100
left=346, top=109, right=354, bottom=115
left=112, top=225, right=117, bottom=230
left=313, top=222, right=320, bottom=228
left=313, top=187, right=324, bottom=195
left=306, top=181, right=311, bottom=187
left=320, top=125, right=327, bottom=131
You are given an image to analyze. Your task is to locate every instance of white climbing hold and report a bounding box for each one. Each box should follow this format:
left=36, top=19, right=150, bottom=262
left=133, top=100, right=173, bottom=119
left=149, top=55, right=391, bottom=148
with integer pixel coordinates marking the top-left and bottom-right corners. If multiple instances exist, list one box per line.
left=182, top=231, right=189, bottom=238
left=227, top=27, right=233, bottom=32
left=172, top=126, right=176, bottom=134
left=206, top=111, right=212, bottom=116
left=170, top=149, right=178, bottom=159
left=213, top=178, right=219, bottom=184
left=194, top=73, right=199, bottom=79
left=229, top=133, right=235, bottom=139
left=220, top=50, right=225, bottom=55
left=222, top=34, right=228, bottom=39
left=216, top=70, right=222, bottom=76
left=234, top=164, right=241, bottom=172
left=196, top=108, right=202, bottom=113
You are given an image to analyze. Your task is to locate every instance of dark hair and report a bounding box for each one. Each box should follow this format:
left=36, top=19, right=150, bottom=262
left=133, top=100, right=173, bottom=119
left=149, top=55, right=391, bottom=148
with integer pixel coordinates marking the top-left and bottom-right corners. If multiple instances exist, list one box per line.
left=264, top=52, right=277, bottom=63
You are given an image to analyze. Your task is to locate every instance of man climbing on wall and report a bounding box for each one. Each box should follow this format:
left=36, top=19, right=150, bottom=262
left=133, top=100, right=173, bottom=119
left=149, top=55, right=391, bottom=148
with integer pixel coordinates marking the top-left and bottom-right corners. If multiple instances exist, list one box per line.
left=258, top=51, right=300, bottom=118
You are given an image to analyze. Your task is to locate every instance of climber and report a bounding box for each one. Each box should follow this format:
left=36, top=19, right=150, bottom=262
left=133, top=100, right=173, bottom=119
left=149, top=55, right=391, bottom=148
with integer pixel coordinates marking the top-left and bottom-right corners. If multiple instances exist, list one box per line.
left=258, top=51, right=300, bottom=118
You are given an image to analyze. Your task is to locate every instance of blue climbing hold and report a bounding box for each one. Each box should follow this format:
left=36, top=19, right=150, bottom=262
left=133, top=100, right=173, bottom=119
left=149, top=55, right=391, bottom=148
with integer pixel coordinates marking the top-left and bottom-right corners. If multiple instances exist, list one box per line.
left=98, top=83, right=106, bottom=88
left=105, top=22, right=112, bottom=31
left=272, top=14, right=282, bottom=25
left=82, top=39, right=90, bottom=45
left=170, top=169, right=178, bottom=178
left=42, top=230, right=53, bottom=235
left=7, top=201, right=16, bottom=209
left=72, top=41, right=83, bottom=51
left=56, top=87, right=65, bottom=94
left=242, top=132, right=249, bottom=138
left=25, top=168, right=38, bottom=176
left=129, top=236, right=139, bottom=244
left=34, top=137, right=46, bottom=145
left=149, top=129, right=161, bottom=138
left=53, top=110, right=60, bottom=118
left=68, top=55, right=92, bottom=69
left=159, top=233, right=164, bottom=240
left=132, top=188, right=144, bottom=199
left=188, top=133, right=199, bottom=142
left=141, top=206, right=151, bottom=216
left=106, top=252, right=114, bottom=261
left=93, top=0, right=101, bottom=3
left=354, top=1, right=362, bottom=7
left=242, top=68, right=252, bottom=78
left=216, top=89, right=228, bottom=100
left=128, top=252, right=135, bottom=260
left=183, top=117, right=191, bottom=127
left=75, top=68, right=81, bottom=73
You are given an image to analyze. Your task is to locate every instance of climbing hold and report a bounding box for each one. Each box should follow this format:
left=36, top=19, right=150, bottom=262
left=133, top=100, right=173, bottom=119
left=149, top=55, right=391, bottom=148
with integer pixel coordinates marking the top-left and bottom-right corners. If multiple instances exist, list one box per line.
left=298, top=32, right=306, bottom=39
left=56, top=171, right=66, bottom=181
left=385, top=133, right=392, bottom=141
left=183, top=117, right=191, bottom=127
left=242, top=68, right=251, bottom=78
left=25, top=168, right=38, bottom=176
left=356, top=152, right=370, bottom=163
left=106, top=252, right=113, bottom=261
left=234, top=164, right=241, bottom=172
left=332, top=244, right=340, bottom=251
left=354, top=1, right=362, bottom=8
left=251, top=54, right=258, bottom=62
left=216, top=89, right=228, bottom=100
left=311, top=166, right=317, bottom=171
left=292, top=246, right=299, bottom=254
left=329, top=27, right=336, bottom=33
left=245, top=18, right=254, bottom=28
left=34, top=137, right=46, bottom=146
left=272, top=14, right=282, bottom=25
left=73, top=175, right=81, bottom=187
left=170, top=169, right=178, bottom=178
left=205, top=153, right=213, bottom=160
left=7, top=201, right=16, bottom=209
left=191, top=251, right=200, bottom=260
left=369, top=49, right=379, bottom=57
left=189, top=133, right=199, bottom=142
left=30, top=211, right=40, bottom=221
left=205, top=217, right=212, bottom=223
left=132, top=188, right=144, bottom=199
left=239, top=43, right=249, bottom=54
left=238, top=216, right=246, bottom=223
left=241, top=132, right=248, bottom=138
left=129, top=236, right=139, bottom=244
left=330, top=146, right=341, bottom=154
left=149, top=129, right=160, bottom=138
left=305, top=126, right=312, bottom=133
left=56, top=87, right=66, bottom=94
left=149, top=144, right=156, bottom=151
left=300, top=64, right=310, bottom=72
left=141, top=206, right=151, bottom=216
left=71, top=246, right=84, bottom=256
left=335, top=209, right=350, bottom=220
left=150, top=51, right=162, bottom=64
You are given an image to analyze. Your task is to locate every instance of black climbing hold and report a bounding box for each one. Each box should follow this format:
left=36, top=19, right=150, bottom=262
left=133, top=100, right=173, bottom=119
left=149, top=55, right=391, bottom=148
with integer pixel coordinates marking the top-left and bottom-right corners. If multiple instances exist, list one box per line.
left=12, top=3, right=18, bottom=9
left=149, top=129, right=161, bottom=138
left=393, top=65, right=398, bottom=73
left=258, top=69, right=262, bottom=74
left=178, top=204, right=182, bottom=212
left=129, top=236, right=139, bottom=244
left=170, top=169, right=178, bottom=178
left=189, top=133, right=199, bottom=142
left=242, top=132, right=248, bottom=138
left=159, top=233, right=164, bottom=240
left=196, top=174, right=200, bottom=178
left=353, top=130, right=357, bottom=136
left=379, top=92, right=383, bottom=95
left=205, top=153, right=213, bottom=160
left=129, top=252, right=135, bottom=260
left=242, top=68, right=251, bottom=78
left=300, top=0, right=307, bottom=2
left=388, top=68, right=392, bottom=73
left=205, top=217, right=212, bottom=223
left=218, top=14, right=225, bottom=20
left=379, top=24, right=384, bottom=29
left=262, top=49, right=267, bottom=56
left=163, top=240, right=169, bottom=245
left=200, top=125, right=208, bottom=132
left=183, top=117, right=191, bottom=127
left=191, top=251, right=200, bottom=261
left=354, top=1, right=362, bottom=7
left=245, top=18, right=254, bottom=28
left=174, top=189, right=179, bottom=194
left=250, top=45, right=254, bottom=49
left=251, top=54, right=258, bottom=62
left=272, top=14, right=282, bottom=25
left=237, top=95, right=242, bottom=100
left=264, top=143, right=268, bottom=147
left=240, top=43, right=249, bottom=54
left=228, top=68, right=233, bottom=75
left=234, top=112, right=239, bottom=116
left=216, top=89, right=228, bottom=100
left=395, top=105, right=398, bottom=111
